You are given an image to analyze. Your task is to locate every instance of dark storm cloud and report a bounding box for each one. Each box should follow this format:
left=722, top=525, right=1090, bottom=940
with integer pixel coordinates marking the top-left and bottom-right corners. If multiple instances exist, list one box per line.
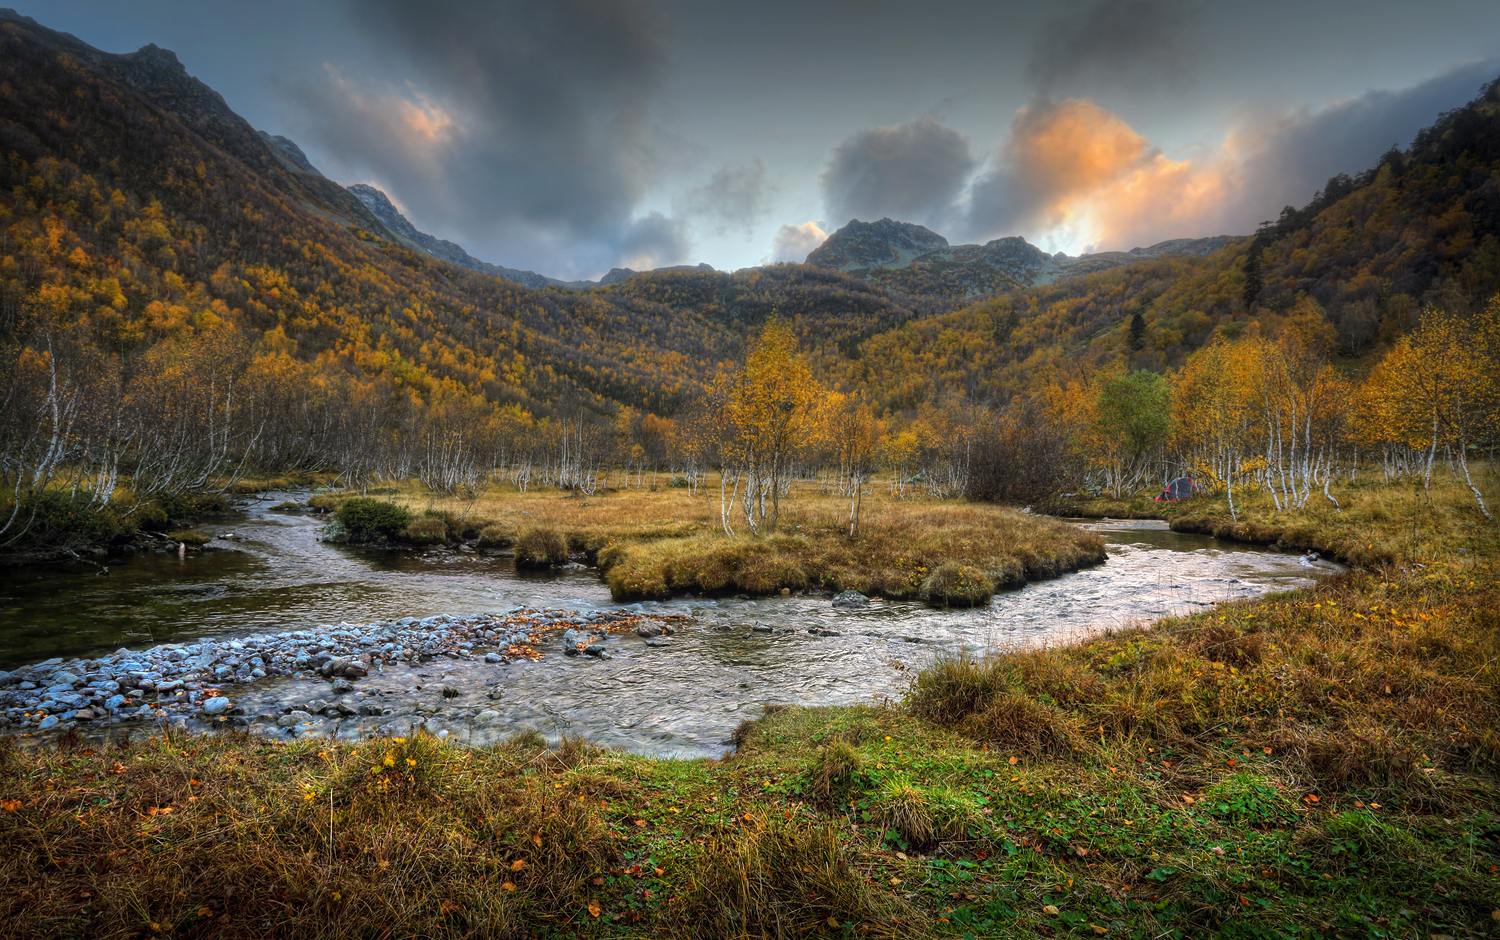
left=277, top=0, right=672, bottom=275
left=674, top=158, right=775, bottom=236
left=1026, top=0, right=1203, bottom=95
left=819, top=116, right=976, bottom=228
left=1220, top=60, right=1500, bottom=230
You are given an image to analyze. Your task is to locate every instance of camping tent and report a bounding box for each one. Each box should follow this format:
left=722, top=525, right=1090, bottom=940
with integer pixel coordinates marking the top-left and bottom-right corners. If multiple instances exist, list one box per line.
left=1154, top=477, right=1199, bottom=501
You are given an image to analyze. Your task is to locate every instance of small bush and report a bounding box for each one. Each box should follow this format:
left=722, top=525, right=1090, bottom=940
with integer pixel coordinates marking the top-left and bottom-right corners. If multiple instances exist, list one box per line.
left=920, top=562, right=994, bottom=607
left=403, top=515, right=448, bottom=546
left=515, top=527, right=568, bottom=568
left=334, top=497, right=412, bottom=544
left=166, top=529, right=210, bottom=546
left=132, top=502, right=169, bottom=530
left=1, top=491, right=136, bottom=550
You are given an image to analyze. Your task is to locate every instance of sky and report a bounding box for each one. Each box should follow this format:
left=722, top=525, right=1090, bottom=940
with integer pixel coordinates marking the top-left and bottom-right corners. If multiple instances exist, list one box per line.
left=21, top=0, right=1500, bottom=280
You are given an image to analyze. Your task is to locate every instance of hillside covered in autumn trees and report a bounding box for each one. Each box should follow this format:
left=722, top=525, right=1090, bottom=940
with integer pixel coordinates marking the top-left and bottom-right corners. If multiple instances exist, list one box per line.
left=2, top=9, right=1498, bottom=547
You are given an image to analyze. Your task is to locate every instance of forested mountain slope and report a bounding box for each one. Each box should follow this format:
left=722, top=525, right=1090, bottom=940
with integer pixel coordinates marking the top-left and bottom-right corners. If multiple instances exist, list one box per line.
left=830, top=74, right=1500, bottom=412
left=0, top=12, right=957, bottom=413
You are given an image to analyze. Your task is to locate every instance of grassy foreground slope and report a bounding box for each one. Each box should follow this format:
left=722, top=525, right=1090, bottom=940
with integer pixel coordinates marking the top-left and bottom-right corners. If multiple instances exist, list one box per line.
left=2, top=484, right=1497, bottom=939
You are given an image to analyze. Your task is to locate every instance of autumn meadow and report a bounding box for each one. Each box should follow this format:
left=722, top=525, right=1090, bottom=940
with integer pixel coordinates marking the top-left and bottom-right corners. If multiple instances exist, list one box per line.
left=2, top=7, right=1499, bottom=940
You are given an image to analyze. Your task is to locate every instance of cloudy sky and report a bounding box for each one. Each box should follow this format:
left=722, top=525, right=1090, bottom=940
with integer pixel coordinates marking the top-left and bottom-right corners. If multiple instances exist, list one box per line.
left=26, top=0, right=1500, bottom=279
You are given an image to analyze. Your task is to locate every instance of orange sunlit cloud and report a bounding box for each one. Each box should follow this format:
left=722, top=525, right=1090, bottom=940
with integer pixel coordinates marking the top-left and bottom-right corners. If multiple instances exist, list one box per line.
left=975, top=97, right=1239, bottom=252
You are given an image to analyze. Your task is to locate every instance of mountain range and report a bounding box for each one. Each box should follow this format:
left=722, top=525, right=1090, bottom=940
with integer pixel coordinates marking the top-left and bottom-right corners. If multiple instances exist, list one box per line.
left=2, top=5, right=1497, bottom=428
left=803, top=218, right=1233, bottom=297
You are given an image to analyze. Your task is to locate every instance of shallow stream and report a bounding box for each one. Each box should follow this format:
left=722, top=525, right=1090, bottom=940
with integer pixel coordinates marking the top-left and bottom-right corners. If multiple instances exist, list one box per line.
left=0, top=495, right=1339, bottom=757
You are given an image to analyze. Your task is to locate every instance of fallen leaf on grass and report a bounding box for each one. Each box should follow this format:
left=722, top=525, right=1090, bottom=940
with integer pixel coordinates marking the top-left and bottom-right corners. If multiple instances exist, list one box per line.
left=1092, top=926, right=1108, bottom=935
left=1043, top=905, right=1060, bottom=916
left=510, top=859, right=525, bottom=871
left=501, top=882, right=516, bottom=892
left=587, top=900, right=601, bottom=918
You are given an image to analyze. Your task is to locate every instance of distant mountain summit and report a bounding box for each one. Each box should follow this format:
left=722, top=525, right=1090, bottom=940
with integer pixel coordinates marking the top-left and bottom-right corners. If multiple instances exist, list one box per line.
left=805, top=218, right=1234, bottom=297
left=805, top=218, right=950, bottom=269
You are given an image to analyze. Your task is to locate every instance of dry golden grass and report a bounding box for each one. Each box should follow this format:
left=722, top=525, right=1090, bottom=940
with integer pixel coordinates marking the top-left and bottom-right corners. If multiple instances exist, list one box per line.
left=1061, top=464, right=1500, bottom=567
left=908, top=558, right=1500, bottom=802
left=361, top=477, right=1108, bottom=601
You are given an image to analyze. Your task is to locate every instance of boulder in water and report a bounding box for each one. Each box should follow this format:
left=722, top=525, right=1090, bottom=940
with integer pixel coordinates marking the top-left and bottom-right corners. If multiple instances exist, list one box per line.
left=832, top=590, right=868, bottom=609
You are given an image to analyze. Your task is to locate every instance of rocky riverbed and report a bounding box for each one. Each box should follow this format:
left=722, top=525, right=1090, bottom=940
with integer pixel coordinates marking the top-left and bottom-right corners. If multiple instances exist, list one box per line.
left=0, top=607, right=689, bottom=742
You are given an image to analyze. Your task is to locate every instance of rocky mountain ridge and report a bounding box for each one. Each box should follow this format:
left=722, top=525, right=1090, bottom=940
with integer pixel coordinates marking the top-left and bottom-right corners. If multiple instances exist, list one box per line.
left=345, top=184, right=558, bottom=290
left=806, top=218, right=1236, bottom=297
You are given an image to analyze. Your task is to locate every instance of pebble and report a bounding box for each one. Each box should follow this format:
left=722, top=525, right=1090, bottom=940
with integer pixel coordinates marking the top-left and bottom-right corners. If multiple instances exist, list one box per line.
left=202, top=697, right=231, bottom=716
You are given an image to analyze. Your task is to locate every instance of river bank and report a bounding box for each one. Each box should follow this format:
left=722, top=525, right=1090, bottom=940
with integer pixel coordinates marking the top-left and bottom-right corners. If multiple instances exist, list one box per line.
left=0, top=559, right=1493, bottom=939
left=2, top=484, right=1491, bottom=938
left=1053, top=472, right=1500, bottom=567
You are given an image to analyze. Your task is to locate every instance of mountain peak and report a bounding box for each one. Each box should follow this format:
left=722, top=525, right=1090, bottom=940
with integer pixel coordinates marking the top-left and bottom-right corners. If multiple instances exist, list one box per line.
left=805, top=218, right=949, bottom=270
left=130, top=43, right=185, bottom=72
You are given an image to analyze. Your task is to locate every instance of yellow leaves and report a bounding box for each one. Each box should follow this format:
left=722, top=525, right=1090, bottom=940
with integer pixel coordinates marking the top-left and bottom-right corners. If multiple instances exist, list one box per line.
left=509, top=859, right=526, bottom=872
left=586, top=899, right=601, bottom=918
left=0, top=800, right=22, bottom=812
left=1043, top=904, right=1060, bottom=916
left=501, top=881, right=516, bottom=892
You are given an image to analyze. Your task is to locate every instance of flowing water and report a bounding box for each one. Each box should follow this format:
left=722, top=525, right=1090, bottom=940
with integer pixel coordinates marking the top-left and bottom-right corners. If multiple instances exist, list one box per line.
left=0, top=494, right=1340, bottom=757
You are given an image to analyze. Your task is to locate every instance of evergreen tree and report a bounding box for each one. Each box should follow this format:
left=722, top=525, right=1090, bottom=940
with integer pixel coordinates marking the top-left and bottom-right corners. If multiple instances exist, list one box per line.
left=1128, top=310, right=1147, bottom=351
left=1242, top=245, right=1264, bottom=309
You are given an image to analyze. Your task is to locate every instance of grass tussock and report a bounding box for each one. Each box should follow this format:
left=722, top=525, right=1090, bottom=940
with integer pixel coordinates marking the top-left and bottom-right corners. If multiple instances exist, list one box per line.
left=402, top=514, right=449, bottom=546
left=802, top=739, right=867, bottom=807
left=514, top=526, right=568, bottom=568
left=681, top=813, right=925, bottom=939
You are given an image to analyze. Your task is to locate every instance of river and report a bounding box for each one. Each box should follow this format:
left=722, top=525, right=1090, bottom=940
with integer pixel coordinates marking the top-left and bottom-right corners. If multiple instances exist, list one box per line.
left=0, top=494, right=1339, bottom=757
